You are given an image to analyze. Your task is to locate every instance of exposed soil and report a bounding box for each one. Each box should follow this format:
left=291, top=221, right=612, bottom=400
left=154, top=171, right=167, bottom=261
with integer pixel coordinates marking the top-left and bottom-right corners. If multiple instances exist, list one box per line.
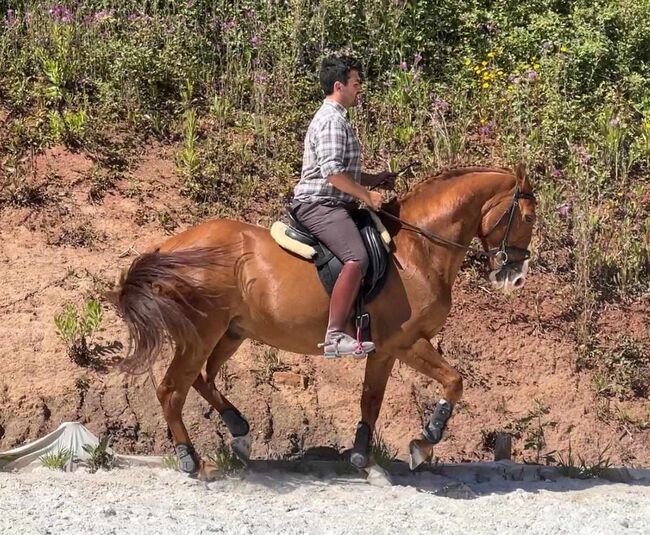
left=1, top=144, right=648, bottom=467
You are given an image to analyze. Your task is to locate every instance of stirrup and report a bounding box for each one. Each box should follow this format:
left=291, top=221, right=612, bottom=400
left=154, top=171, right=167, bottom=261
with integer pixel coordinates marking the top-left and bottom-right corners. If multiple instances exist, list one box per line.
left=319, top=332, right=375, bottom=359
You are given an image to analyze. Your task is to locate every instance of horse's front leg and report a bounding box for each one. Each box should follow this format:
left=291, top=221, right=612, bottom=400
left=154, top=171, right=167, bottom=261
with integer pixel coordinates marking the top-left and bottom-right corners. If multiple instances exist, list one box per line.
left=350, top=353, right=396, bottom=469
left=399, top=338, right=463, bottom=470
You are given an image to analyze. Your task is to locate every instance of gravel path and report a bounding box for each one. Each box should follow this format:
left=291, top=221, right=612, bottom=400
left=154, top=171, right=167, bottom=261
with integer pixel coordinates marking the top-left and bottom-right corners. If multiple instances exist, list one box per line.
left=1, top=467, right=649, bottom=535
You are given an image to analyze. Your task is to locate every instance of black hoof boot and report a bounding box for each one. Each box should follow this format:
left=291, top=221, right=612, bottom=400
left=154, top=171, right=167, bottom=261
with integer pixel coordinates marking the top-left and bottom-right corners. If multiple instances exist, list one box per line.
left=175, top=443, right=200, bottom=475
left=220, top=408, right=250, bottom=437
left=422, top=399, right=453, bottom=444
left=350, top=422, right=372, bottom=469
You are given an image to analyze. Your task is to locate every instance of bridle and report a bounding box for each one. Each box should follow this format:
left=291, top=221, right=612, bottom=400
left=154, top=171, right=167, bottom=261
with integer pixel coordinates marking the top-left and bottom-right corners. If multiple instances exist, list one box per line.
left=378, top=185, right=535, bottom=267
left=480, top=186, right=536, bottom=267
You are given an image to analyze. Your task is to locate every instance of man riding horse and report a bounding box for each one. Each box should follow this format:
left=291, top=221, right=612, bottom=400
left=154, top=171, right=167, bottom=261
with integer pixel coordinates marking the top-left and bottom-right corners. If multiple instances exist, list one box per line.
left=292, top=55, right=395, bottom=359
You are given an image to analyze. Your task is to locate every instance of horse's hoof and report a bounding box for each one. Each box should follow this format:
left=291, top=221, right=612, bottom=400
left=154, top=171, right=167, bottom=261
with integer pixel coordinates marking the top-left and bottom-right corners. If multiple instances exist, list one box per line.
left=350, top=450, right=369, bottom=469
left=365, top=463, right=393, bottom=487
left=231, top=433, right=251, bottom=464
left=175, top=443, right=200, bottom=475
left=409, top=439, right=433, bottom=471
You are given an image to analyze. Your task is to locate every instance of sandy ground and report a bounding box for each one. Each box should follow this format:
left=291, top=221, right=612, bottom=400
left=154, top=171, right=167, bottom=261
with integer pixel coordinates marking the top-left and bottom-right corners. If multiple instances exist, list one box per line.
left=1, top=466, right=649, bottom=535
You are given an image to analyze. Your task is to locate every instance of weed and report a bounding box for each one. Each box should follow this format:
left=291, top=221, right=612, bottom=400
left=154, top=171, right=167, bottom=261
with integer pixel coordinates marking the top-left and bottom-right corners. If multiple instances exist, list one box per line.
left=40, top=448, right=74, bottom=471
left=207, top=445, right=245, bottom=478
left=54, top=298, right=103, bottom=367
left=161, top=454, right=179, bottom=471
left=554, top=442, right=612, bottom=479
left=82, top=435, right=115, bottom=473
left=371, top=429, right=398, bottom=469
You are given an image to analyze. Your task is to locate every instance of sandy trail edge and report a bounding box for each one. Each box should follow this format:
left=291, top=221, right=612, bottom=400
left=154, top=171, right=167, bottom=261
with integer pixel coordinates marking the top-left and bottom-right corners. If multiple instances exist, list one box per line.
left=1, top=466, right=649, bottom=535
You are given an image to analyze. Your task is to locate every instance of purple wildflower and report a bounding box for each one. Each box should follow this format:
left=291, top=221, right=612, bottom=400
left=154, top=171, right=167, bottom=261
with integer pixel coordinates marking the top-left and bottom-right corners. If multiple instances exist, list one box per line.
left=49, top=5, right=72, bottom=23
left=432, top=98, right=449, bottom=112
left=558, top=203, right=571, bottom=220
left=550, top=165, right=563, bottom=179
left=3, top=8, right=16, bottom=27
left=508, top=75, right=520, bottom=84
left=478, top=123, right=494, bottom=137
left=254, top=70, right=268, bottom=85
left=245, top=8, right=256, bottom=18
left=414, top=53, right=422, bottom=67
left=527, top=70, right=538, bottom=81
left=222, top=20, right=237, bottom=32
left=574, top=145, right=592, bottom=165
left=541, top=40, right=553, bottom=51
left=251, top=35, right=262, bottom=48
left=608, top=117, right=619, bottom=128
left=399, top=61, right=408, bottom=71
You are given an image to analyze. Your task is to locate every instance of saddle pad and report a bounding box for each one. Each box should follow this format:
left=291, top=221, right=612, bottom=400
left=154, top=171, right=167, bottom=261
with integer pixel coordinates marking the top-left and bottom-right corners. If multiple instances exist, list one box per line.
left=270, top=221, right=316, bottom=259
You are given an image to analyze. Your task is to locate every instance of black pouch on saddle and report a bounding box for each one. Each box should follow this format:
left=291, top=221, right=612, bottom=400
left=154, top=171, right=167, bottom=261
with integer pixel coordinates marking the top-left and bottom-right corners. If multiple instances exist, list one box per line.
left=285, top=206, right=389, bottom=344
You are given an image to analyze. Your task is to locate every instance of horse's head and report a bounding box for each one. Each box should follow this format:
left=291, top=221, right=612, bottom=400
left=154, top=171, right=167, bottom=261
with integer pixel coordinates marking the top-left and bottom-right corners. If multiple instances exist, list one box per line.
left=479, top=165, right=536, bottom=294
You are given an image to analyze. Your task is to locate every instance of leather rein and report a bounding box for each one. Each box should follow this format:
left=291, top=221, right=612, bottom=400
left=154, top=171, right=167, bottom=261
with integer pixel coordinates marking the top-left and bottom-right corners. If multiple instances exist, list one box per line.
left=379, top=185, right=535, bottom=267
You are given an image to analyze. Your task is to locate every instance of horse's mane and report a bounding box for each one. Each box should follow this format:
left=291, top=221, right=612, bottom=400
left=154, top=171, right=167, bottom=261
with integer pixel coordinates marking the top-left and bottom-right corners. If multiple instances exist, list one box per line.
left=380, top=166, right=513, bottom=230
left=400, top=166, right=512, bottom=201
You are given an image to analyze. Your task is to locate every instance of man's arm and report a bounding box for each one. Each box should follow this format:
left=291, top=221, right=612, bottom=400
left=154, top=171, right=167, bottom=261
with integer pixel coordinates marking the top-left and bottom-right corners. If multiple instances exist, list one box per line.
left=327, top=173, right=381, bottom=209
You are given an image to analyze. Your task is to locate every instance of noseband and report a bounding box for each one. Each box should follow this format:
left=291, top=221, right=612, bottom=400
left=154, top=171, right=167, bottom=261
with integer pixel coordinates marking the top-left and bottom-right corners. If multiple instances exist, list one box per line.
left=482, top=186, right=536, bottom=267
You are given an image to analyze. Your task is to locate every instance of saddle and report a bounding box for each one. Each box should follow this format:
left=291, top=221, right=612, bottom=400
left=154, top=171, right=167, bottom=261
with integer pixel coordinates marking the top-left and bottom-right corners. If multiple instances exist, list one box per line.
left=270, top=207, right=392, bottom=344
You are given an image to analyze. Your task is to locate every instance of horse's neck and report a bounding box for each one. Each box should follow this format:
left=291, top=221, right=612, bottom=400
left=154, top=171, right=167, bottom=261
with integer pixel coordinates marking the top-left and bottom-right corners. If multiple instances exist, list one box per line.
left=398, top=173, right=514, bottom=246
left=391, top=173, right=514, bottom=291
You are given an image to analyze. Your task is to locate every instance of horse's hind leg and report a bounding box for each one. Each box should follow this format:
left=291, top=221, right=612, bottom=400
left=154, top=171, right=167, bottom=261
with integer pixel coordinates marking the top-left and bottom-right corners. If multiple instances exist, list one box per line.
left=399, top=338, right=463, bottom=470
left=191, top=330, right=251, bottom=460
left=157, top=341, right=221, bottom=475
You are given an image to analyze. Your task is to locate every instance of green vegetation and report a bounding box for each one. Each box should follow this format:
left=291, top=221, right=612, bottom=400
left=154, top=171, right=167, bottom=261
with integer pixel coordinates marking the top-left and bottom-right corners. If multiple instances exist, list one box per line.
left=2, top=2, right=648, bottom=337
left=54, top=298, right=103, bottom=366
left=207, top=444, right=246, bottom=477
left=40, top=448, right=74, bottom=470
left=82, top=435, right=116, bottom=473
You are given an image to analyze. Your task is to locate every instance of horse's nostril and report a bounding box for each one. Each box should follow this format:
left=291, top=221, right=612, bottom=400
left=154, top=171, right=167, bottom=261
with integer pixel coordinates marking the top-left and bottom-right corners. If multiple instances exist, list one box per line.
left=514, top=277, right=524, bottom=287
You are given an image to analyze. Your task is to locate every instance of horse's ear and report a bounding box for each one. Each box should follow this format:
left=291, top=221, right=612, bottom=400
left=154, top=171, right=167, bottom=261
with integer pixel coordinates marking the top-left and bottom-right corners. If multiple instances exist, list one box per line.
left=515, top=163, right=533, bottom=192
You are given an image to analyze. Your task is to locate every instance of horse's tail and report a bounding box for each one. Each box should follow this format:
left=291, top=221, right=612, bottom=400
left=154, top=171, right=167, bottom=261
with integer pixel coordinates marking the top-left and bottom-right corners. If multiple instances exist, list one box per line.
left=107, top=247, right=230, bottom=374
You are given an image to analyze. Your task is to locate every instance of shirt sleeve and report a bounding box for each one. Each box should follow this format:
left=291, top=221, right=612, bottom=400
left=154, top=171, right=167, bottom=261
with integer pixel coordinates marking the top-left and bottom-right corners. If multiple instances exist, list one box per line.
left=313, top=119, right=347, bottom=179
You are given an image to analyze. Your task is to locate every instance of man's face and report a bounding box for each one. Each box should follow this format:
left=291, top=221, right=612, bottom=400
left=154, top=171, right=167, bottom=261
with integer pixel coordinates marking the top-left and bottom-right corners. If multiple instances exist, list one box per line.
left=336, top=69, right=362, bottom=108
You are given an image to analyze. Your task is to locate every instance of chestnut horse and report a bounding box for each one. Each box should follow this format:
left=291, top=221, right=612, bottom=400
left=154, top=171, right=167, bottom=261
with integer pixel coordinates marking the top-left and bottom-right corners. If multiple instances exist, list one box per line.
left=109, top=166, right=536, bottom=475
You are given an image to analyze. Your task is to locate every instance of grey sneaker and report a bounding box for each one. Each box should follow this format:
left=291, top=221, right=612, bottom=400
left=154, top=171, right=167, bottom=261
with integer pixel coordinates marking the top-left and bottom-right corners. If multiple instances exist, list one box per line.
left=320, top=332, right=375, bottom=359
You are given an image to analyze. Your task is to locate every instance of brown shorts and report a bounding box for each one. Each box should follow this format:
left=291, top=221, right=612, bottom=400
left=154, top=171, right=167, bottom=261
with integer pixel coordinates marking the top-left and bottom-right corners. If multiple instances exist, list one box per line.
left=292, top=201, right=369, bottom=275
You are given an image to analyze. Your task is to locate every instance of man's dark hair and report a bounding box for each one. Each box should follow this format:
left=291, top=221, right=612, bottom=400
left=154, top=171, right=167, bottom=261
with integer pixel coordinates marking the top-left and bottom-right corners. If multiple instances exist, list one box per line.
left=319, top=56, right=363, bottom=95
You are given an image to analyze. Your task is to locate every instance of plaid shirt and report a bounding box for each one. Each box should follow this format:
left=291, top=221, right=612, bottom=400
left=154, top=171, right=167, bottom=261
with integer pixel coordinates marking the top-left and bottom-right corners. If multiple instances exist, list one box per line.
left=293, top=99, right=361, bottom=205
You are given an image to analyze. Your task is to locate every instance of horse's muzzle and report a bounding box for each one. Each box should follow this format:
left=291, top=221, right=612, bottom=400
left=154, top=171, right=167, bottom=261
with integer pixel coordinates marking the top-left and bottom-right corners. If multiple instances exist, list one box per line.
left=489, top=260, right=529, bottom=294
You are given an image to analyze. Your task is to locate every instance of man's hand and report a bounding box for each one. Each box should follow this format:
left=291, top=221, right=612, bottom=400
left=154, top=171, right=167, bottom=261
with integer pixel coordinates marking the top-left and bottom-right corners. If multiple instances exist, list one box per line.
left=366, top=190, right=383, bottom=211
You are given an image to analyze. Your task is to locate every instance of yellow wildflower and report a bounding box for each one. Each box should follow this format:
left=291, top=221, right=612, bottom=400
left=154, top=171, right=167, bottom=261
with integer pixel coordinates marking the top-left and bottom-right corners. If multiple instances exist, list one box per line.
left=480, top=118, right=487, bottom=125
left=533, top=63, right=541, bottom=70
left=487, top=52, right=495, bottom=58
left=560, top=46, right=568, bottom=52
left=481, top=61, right=488, bottom=66
left=464, top=58, right=471, bottom=66
left=482, top=82, right=490, bottom=89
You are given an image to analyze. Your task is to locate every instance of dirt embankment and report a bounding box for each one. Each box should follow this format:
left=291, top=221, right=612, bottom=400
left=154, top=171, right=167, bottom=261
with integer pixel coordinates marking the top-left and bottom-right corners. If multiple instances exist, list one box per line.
left=1, top=144, right=648, bottom=467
